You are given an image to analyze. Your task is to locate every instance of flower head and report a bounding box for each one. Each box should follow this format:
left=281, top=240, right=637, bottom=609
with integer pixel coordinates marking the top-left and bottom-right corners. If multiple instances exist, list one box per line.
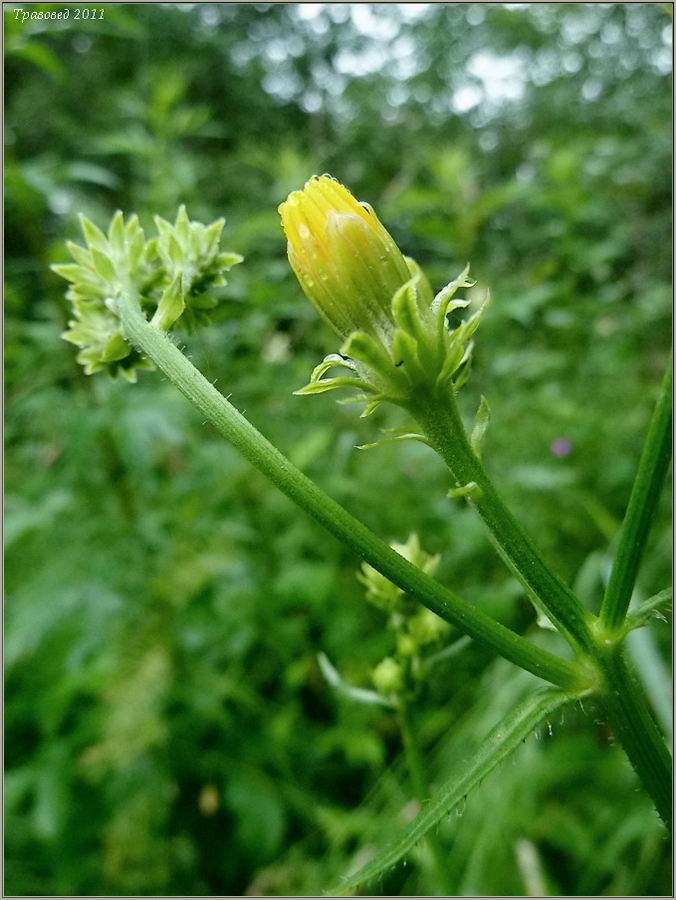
left=54, top=208, right=242, bottom=380
left=279, top=175, right=411, bottom=341
left=280, top=175, right=488, bottom=417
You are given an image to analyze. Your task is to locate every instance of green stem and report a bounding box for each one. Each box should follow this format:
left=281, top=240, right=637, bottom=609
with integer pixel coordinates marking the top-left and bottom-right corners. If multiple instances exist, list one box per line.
left=398, top=703, right=453, bottom=894
left=413, top=387, right=596, bottom=654
left=599, top=352, right=672, bottom=634
left=116, top=287, right=586, bottom=691
left=413, top=384, right=672, bottom=825
left=599, top=647, right=672, bottom=829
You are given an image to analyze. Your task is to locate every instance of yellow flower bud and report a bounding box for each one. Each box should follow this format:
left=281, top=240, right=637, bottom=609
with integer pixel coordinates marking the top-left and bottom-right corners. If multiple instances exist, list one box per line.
left=283, top=176, right=487, bottom=412
left=279, top=175, right=411, bottom=341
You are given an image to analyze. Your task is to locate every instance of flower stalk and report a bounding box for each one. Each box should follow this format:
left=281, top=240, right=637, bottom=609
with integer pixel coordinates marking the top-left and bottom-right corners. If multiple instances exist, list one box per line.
left=115, top=283, right=587, bottom=692
left=599, top=353, right=673, bottom=635
left=412, top=383, right=597, bottom=655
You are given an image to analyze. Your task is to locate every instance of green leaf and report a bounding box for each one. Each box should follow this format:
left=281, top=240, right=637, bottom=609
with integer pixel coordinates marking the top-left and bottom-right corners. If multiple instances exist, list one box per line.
left=51, top=263, right=90, bottom=284
left=431, top=263, right=474, bottom=332
left=332, top=689, right=575, bottom=896
left=294, top=376, right=375, bottom=396
left=79, top=215, right=108, bottom=251
left=168, top=235, right=184, bottom=266
left=128, top=229, right=146, bottom=271
left=65, top=241, right=94, bottom=270
left=599, top=354, right=673, bottom=633
left=9, top=41, right=65, bottom=79
left=391, top=278, right=427, bottom=346
left=204, top=218, right=226, bottom=254
left=153, top=215, right=173, bottom=239
left=447, top=481, right=481, bottom=500
left=100, top=331, right=131, bottom=363
left=151, top=276, right=185, bottom=331
left=341, top=331, right=396, bottom=380
left=216, top=251, right=244, bottom=269
left=90, top=248, right=116, bottom=283
left=391, top=328, right=425, bottom=381
left=108, top=210, right=125, bottom=255
left=175, top=204, right=190, bottom=246
left=317, top=652, right=395, bottom=708
left=356, top=431, right=430, bottom=451
left=470, top=395, right=491, bottom=459
left=125, top=214, right=141, bottom=238
left=624, top=588, right=672, bottom=634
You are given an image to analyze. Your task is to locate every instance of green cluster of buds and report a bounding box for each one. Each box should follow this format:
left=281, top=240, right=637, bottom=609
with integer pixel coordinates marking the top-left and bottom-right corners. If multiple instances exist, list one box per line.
left=359, top=534, right=451, bottom=703
left=54, top=212, right=154, bottom=380
left=53, top=206, right=242, bottom=381
left=359, top=532, right=440, bottom=615
left=279, top=175, right=489, bottom=416
left=151, top=207, right=242, bottom=331
left=371, top=656, right=405, bottom=697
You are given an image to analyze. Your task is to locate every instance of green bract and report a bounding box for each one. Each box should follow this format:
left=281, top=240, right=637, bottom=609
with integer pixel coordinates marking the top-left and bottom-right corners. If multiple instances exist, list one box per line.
left=151, top=206, right=243, bottom=330
left=296, top=262, right=489, bottom=416
left=53, top=212, right=155, bottom=380
left=360, top=534, right=451, bottom=703
left=53, top=206, right=243, bottom=380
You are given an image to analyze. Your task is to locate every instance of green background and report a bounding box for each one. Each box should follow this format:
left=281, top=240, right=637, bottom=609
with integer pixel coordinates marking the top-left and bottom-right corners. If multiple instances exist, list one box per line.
left=5, top=3, right=672, bottom=895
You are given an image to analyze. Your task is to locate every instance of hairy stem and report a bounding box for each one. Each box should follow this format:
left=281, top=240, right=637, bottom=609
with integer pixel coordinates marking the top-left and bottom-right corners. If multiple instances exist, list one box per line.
left=413, top=387, right=596, bottom=654
left=116, top=287, right=587, bottom=690
left=413, top=383, right=673, bottom=826
left=599, top=647, right=672, bottom=829
left=599, top=352, right=672, bottom=633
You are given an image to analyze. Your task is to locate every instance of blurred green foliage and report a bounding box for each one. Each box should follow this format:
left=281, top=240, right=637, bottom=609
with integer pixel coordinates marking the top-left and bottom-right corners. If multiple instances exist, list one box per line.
left=5, top=3, right=672, bottom=895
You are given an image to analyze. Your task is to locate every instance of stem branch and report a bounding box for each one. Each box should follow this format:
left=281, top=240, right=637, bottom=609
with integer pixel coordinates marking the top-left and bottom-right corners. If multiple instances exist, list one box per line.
left=600, top=352, right=672, bottom=633
left=116, top=287, right=585, bottom=690
left=413, top=387, right=595, bottom=653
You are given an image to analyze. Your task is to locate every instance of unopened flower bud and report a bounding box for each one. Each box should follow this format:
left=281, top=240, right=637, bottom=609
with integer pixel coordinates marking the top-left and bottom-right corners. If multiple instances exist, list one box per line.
left=279, top=175, right=411, bottom=342
left=372, top=657, right=404, bottom=696
left=281, top=176, right=488, bottom=412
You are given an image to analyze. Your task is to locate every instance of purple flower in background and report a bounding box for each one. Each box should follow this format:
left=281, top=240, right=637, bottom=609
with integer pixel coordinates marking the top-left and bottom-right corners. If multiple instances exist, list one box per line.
left=550, top=437, right=572, bottom=458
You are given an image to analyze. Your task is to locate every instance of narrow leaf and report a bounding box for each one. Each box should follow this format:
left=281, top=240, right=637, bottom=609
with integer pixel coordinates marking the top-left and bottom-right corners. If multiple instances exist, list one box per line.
left=357, top=432, right=430, bottom=451
left=332, top=689, right=574, bottom=896
left=447, top=481, right=481, bottom=500
left=51, top=263, right=90, bottom=284
left=108, top=210, right=125, bottom=254
left=79, top=214, right=108, bottom=250
left=294, top=376, right=376, bottom=396
left=90, top=248, right=116, bottom=283
left=217, top=251, right=244, bottom=269
left=151, top=276, right=185, bottom=331
left=624, top=588, right=672, bottom=633
left=341, top=331, right=394, bottom=379
left=65, top=241, right=94, bottom=270
left=175, top=204, right=190, bottom=246
left=471, top=395, right=491, bottom=459
left=317, top=653, right=394, bottom=708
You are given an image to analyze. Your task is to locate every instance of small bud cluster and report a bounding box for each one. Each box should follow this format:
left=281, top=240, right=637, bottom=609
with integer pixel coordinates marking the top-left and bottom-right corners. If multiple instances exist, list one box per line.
left=53, top=207, right=242, bottom=380
left=359, top=534, right=451, bottom=704
left=151, top=207, right=242, bottom=331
